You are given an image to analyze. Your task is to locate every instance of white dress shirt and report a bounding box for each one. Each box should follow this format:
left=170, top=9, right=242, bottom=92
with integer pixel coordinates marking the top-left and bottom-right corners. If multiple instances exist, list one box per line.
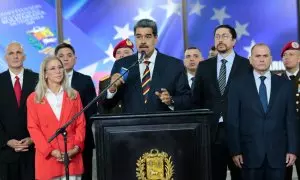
left=253, top=70, right=271, bottom=103
left=9, top=68, right=24, bottom=88
left=187, top=72, right=195, bottom=88
left=216, top=51, right=235, bottom=123
left=286, top=69, right=299, bottom=80
left=107, top=50, right=158, bottom=99
left=67, top=70, right=74, bottom=87
left=217, top=50, right=235, bottom=83
left=45, top=87, right=64, bottom=121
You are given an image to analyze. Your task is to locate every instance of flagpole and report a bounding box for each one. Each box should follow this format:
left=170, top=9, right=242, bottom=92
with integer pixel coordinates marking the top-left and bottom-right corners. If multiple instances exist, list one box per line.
left=56, top=0, right=64, bottom=43
left=297, top=0, right=300, bottom=42
left=181, top=0, right=188, bottom=51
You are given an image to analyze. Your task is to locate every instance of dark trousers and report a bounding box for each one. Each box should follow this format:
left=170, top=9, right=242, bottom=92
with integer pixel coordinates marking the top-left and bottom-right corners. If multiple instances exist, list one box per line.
left=285, top=159, right=300, bottom=180
left=242, top=157, right=285, bottom=180
left=212, top=124, right=242, bottom=180
left=81, top=147, right=94, bottom=180
left=0, top=152, right=34, bottom=180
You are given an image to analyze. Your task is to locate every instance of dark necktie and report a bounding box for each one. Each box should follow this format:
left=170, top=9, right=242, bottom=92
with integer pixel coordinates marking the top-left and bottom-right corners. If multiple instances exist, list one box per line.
left=14, top=76, right=22, bottom=107
left=218, top=59, right=227, bottom=95
left=191, top=77, right=195, bottom=89
left=289, top=75, right=296, bottom=81
left=141, top=61, right=151, bottom=104
left=259, top=76, right=268, bottom=112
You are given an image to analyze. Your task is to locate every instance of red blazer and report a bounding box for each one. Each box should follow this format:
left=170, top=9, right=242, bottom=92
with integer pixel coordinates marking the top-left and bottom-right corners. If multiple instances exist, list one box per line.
left=27, top=91, right=86, bottom=180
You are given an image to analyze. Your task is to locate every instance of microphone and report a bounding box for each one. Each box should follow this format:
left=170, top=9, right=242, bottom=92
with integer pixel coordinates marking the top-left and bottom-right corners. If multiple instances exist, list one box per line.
left=138, top=51, right=146, bottom=64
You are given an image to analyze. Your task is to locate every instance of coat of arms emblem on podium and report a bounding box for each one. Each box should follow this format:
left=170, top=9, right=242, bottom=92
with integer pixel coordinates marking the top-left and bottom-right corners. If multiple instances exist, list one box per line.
left=136, top=149, right=174, bottom=180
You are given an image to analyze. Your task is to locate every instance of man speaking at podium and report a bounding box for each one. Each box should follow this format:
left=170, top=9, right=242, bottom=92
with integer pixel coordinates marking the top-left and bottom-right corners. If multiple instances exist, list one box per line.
left=101, top=19, right=191, bottom=113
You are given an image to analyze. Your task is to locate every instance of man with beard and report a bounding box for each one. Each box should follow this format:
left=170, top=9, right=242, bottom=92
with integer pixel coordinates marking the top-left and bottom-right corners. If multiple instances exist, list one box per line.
left=183, top=47, right=203, bottom=88
left=192, top=24, right=251, bottom=180
left=102, top=18, right=191, bottom=113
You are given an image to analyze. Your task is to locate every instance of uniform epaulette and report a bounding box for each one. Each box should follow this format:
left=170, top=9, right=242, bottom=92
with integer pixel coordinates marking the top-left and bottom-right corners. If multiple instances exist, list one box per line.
left=100, top=75, right=110, bottom=82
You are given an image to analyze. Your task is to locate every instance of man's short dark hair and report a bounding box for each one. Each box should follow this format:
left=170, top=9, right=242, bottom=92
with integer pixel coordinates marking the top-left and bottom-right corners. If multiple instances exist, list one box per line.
left=214, top=24, right=237, bottom=40
left=185, top=46, right=201, bottom=52
left=134, top=19, right=158, bottom=37
left=54, top=43, right=76, bottom=56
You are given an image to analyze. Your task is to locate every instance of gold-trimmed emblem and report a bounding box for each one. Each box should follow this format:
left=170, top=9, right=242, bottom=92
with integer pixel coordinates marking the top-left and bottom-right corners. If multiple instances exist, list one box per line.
left=136, top=149, right=174, bottom=180
left=126, top=39, right=133, bottom=46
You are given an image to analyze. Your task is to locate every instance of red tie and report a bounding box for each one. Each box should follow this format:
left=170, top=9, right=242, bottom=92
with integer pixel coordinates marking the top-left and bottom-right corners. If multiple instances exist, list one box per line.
left=14, top=76, right=21, bottom=107
left=141, top=61, right=151, bottom=104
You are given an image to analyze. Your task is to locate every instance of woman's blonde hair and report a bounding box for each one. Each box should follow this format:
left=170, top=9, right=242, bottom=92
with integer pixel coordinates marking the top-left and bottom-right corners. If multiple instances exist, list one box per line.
left=34, top=56, right=77, bottom=103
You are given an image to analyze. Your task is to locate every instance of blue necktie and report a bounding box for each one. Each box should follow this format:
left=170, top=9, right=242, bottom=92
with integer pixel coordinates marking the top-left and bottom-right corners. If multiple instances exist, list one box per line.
left=259, top=76, right=268, bottom=112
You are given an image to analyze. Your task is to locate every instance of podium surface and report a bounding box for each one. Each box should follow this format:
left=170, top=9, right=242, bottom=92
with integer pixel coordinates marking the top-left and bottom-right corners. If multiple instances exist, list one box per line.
left=92, top=109, right=212, bottom=180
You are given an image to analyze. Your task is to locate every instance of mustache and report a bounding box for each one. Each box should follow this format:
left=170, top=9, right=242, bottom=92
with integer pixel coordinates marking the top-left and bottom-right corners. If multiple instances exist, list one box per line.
left=217, top=43, right=226, bottom=47
left=139, top=45, right=148, bottom=48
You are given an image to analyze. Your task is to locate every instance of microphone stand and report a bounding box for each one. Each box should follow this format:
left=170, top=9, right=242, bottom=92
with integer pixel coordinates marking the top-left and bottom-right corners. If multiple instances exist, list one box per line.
left=47, top=52, right=145, bottom=180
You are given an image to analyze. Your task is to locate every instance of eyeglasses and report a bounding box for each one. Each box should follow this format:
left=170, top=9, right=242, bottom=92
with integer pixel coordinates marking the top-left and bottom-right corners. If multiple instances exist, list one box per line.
left=215, top=34, right=232, bottom=40
left=46, top=66, right=64, bottom=72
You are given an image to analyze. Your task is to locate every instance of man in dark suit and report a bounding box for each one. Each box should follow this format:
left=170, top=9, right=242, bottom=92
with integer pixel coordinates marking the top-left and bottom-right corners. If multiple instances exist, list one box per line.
left=0, top=42, right=38, bottom=180
left=281, top=41, right=300, bottom=180
left=192, top=24, right=251, bottom=180
left=183, top=47, right=203, bottom=88
left=55, top=43, right=97, bottom=180
left=98, top=38, right=134, bottom=114
left=227, top=43, right=297, bottom=180
left=102, top=19, right=191, bottom=113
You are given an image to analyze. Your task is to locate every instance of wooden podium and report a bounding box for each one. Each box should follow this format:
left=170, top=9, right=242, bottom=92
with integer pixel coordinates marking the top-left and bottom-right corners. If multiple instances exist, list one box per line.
left=92, top=109, right=212, bottom=180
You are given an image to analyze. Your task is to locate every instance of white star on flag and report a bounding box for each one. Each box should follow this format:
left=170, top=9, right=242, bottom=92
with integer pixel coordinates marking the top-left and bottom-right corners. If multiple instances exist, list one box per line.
left=159, top=0, right=181, bottom=18
left=78, top=62, right=98, bottom=77
left=243, top=40, right=256, bottom=58
left=235, top=21, right=250, bottom=40
left=211, top=6, right=231, bottom=25
left=102, top=43, right=115, bottom=64
left=133, top=8, right=155, bottom=21
left=189, top=0, right=205, bottom=16
left=113, top=23, right=134, bottom=40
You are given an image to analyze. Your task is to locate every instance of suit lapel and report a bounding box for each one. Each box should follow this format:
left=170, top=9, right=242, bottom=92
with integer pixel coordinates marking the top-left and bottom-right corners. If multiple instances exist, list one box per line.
left=130, top=53, right=144, bottom=104
left=266, top=74, right=280, bottom=114
left=210, top=58, right=220, bottom=96
left=20, top=69, right=33, bottom=108
left=147, top=52, right=164, bottom=105
left=71, top=70, right=78, bottom=89
left=3, top=70, right=19, bottom=109
left=248, top=73, right=266, bottom=114
left=59, top=92, right=73, bottom=123
left=223, top=54, right=240, bottom=95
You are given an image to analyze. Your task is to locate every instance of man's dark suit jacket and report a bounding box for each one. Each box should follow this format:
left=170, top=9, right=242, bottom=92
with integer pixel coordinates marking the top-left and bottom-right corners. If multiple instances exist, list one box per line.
left=102, top=51, right=191, bottom=114
left=227, top=72, right=298, bottom=168
left=71, top=71, right=97, bottom=149
left=192, top=54, right=251, bottom=141
left=0, top=69, right=38, bottom=163
left=98, top=77, right=122, bottom=114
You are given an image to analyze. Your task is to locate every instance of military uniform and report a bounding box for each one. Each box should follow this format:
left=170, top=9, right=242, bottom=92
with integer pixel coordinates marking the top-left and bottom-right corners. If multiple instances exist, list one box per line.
left=98, top=75, right=122, bottom=114
left=281, top=41, right=300, bottom=180
left=97, top=38, right=134, bottom=114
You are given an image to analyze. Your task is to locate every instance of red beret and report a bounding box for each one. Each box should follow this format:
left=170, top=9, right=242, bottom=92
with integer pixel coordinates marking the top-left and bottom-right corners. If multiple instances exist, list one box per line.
left=113, top=38, right=134, bottom=58
left=281, top=41, right=300, bottom=57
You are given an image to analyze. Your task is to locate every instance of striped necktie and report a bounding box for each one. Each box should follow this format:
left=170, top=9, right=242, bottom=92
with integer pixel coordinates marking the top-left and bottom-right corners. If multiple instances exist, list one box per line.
left=218, top=59, right=227, bottom=95
left=141, top=61, right=151, bottom=104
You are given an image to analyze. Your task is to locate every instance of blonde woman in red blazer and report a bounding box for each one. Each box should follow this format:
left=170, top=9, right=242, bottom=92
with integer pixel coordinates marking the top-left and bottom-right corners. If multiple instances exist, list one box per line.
left=27, top=56, right=86, bottom=180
